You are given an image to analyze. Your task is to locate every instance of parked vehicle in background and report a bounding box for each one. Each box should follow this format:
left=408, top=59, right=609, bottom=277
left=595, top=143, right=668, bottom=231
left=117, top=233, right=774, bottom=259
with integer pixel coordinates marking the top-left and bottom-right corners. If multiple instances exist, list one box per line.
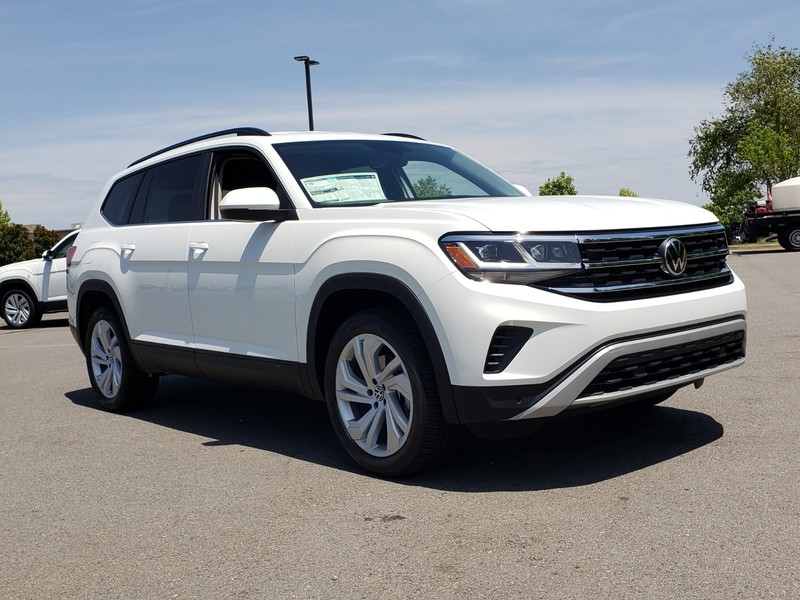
left=0, top=230, right=78, bottom=328
left=739, top=177, right=800, bottom=250
left=66, top=128, right=747, bottom=476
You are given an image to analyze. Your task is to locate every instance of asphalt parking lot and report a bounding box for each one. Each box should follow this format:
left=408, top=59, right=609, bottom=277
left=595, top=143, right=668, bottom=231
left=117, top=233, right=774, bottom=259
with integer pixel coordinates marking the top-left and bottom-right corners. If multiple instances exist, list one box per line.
left=1, top=250, right=798, bottom=599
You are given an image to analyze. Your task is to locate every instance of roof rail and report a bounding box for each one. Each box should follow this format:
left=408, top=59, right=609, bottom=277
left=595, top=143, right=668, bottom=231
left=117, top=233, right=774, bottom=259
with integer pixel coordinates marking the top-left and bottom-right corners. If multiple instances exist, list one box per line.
left=128, top=127, right=271, bottom=167
left=382, top=132, right=426, bottom=140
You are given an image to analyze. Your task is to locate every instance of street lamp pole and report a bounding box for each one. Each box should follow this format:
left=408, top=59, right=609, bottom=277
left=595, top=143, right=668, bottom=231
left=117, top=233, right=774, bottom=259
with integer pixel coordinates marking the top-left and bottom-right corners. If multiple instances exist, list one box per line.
left=293, top=55, right=319, bottom=131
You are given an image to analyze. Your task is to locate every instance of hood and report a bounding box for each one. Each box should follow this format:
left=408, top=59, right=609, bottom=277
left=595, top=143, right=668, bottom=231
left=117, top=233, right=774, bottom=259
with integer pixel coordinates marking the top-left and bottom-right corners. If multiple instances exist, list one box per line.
left=384, top=195, right=718, bottom=232
left=0, top=257, right=40, bottom=275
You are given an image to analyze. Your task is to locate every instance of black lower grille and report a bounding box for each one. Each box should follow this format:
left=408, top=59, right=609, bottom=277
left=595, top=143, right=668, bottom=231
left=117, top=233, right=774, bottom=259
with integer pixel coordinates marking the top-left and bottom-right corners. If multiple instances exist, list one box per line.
left=579, top=330, right=745, bottom=398
left=484, top=326, right=533, bottom=373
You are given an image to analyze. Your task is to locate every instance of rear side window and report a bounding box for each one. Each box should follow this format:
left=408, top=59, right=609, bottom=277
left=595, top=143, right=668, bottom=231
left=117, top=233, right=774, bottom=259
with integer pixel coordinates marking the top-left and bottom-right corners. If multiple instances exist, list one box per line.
left=138, top=154, right=206, bottom=223
left=101, top=172, right=144, bottom=225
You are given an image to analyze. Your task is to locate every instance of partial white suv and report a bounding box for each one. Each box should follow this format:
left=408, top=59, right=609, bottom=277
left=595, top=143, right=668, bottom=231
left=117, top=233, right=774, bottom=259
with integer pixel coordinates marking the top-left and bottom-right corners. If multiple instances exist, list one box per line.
left=66, top=128, right=747, bottom=476
left=1, top=229, right=78, bottom=328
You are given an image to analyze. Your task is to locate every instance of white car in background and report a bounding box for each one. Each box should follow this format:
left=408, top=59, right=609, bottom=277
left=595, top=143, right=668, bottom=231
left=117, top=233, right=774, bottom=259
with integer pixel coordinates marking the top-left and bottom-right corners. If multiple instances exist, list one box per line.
left=0, top=230, right=78, bottom=328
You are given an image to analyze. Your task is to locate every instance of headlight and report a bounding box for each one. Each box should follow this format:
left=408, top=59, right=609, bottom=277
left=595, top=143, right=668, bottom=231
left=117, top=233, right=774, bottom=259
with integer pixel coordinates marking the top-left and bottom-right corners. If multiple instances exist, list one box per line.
left=440, top=234, right=583, bottom=284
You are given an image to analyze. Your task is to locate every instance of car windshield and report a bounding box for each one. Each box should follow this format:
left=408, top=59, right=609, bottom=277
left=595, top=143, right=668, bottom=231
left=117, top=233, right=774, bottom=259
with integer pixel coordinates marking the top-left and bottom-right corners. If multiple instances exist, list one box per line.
left=272, top=140, right=522, bottom=206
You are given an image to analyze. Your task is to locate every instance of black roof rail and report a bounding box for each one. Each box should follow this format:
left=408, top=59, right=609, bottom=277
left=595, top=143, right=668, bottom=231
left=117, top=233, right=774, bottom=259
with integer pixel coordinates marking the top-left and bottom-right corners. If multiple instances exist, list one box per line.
left=128, top=127, right=271, bottom=167
left=382, top=132, right=426, bottom=140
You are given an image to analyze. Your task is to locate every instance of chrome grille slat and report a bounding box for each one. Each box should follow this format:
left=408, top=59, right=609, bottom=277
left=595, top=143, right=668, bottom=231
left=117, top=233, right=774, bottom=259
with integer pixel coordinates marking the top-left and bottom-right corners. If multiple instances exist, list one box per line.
left=534, top=224, right=732, bottom=302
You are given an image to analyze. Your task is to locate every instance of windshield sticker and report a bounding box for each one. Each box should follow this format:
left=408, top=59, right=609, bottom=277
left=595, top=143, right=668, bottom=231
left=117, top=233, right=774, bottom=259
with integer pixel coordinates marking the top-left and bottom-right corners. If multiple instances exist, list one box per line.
left=301, top=173, right=386, bottom=204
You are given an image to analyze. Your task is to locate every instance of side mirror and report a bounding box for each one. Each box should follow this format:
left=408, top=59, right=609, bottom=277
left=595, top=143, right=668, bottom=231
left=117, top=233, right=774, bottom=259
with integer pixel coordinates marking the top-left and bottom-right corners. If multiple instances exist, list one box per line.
left=219, top=187, right=296, bottom=221
left=42, top=249, right=54, bottom=261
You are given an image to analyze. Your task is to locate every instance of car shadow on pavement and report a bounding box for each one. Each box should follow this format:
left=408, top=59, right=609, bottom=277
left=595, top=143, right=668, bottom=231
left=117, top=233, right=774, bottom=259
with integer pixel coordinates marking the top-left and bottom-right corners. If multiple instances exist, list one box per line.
left=66, top=375, right=723, bottom=492
left=730, top=248, right=784, bottom=255
left=36, top=317, right=70, bottom=328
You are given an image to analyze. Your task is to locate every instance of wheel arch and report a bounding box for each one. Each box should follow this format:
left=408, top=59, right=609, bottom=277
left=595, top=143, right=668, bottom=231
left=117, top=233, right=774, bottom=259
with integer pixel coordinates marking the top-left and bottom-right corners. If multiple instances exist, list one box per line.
left=0, top=278, right=39, bottom=304
left=74, top=280, right=130, bottom=353
left=304, top=273, right=459, bottom=423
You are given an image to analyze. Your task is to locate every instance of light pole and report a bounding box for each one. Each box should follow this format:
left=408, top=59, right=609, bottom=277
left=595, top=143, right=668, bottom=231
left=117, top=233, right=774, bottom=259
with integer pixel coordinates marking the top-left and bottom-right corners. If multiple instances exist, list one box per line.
left=293, top=55, right=319, bottom=131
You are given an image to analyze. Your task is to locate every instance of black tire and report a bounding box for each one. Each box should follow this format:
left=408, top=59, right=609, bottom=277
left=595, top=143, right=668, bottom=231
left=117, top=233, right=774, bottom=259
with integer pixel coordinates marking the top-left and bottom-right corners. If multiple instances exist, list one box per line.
left=84, top=306, right=158, bottom=411
left=778, top=227, right=800, bottom=251
left=324, top=308, right=459, bottom=477
left=1, top=288, right=41, bottom=329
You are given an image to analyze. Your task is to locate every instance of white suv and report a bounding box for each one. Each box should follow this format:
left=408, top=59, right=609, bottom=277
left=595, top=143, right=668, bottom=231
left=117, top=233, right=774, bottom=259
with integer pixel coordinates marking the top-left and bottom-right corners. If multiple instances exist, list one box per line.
left=1, top=229, right=78, bottom=328
left=66, top=128, right=747, bottom=476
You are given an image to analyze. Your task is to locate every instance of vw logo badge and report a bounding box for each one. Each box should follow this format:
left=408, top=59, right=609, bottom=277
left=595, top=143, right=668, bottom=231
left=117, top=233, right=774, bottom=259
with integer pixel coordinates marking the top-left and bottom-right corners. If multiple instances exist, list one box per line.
left=658, top=237, right=688, bottom=276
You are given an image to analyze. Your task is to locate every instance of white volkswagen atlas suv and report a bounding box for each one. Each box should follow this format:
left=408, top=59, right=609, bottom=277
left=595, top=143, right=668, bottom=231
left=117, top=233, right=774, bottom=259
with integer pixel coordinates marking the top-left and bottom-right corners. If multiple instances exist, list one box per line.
left=66, top=128, right=747, bottom=476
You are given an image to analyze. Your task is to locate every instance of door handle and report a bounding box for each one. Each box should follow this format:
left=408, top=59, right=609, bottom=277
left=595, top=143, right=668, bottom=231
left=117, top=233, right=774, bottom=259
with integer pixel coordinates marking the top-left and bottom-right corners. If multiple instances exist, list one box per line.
left=189, top=242, right=209, bottom=258
left=121, top=243, right=135, bottom=257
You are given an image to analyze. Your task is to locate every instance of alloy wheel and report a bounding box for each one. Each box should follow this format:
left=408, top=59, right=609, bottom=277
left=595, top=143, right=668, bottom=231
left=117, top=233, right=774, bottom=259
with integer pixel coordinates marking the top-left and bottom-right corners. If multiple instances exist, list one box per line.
left=334, top=333, right=413, bottom=458
left=4, top=292, right=31, bottom=326
left=89, top=319, right=122, bottom=399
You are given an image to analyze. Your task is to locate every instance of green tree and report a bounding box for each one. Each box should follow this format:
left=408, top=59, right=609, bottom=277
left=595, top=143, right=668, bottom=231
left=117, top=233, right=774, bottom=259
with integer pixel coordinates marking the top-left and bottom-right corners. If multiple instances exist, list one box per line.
left=413, top=176, right=452, bottom=199
left=0, top=198, right=10, bottom=225
left=689, top=42, right=800, bottom=222
left=539, top=172, right=577, bottom=195
left=618, top=187, right=638, bottom=197
left=32, top=225, right=63, bottom=256
left=0, top=224, right=35, bottom=266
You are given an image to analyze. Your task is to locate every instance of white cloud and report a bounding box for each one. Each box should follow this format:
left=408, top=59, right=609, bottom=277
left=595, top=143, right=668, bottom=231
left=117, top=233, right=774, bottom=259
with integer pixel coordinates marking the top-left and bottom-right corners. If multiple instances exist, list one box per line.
left=0, top=80, right=723, bottom=228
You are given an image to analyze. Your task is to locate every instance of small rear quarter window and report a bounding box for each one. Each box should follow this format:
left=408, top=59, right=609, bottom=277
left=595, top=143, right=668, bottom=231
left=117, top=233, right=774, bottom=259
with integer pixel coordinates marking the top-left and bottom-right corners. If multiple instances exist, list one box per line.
left=101, top=172, right=144, bottom=225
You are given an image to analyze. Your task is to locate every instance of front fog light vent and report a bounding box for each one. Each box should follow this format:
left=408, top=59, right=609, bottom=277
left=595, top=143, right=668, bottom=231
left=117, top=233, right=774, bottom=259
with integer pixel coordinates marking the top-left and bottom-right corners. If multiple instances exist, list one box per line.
left=484, top=326, right=533, bottom=373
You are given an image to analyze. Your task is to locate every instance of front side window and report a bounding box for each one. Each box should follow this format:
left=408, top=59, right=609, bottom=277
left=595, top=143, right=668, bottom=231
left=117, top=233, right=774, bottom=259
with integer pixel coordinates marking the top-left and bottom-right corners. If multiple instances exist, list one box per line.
left=52, top=232, right=77, bottom=259
left=273, top=140, right=521, bottom=206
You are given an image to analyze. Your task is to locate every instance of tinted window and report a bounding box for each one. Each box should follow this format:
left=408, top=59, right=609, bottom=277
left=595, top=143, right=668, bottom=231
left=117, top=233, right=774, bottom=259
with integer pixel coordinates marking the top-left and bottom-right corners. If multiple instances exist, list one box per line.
left=101, top=172, right=144, bottom=225
left=220, top=156, right=278, bottom=196
left=141, top=154, right=205, bottom=223
left=52, top=232, right=77, bottom=259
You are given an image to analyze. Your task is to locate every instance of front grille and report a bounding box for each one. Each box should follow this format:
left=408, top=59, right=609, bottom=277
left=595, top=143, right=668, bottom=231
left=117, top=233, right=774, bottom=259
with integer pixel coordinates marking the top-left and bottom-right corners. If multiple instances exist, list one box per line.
left=536, top=224, right=732, bottom=302
left=579, top=330, right=745, bottom=398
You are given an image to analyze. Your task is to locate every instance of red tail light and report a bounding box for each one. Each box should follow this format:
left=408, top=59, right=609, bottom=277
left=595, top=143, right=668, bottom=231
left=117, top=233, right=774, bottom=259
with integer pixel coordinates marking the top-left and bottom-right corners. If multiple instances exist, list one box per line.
left=66, top=246, right=77, bottom=267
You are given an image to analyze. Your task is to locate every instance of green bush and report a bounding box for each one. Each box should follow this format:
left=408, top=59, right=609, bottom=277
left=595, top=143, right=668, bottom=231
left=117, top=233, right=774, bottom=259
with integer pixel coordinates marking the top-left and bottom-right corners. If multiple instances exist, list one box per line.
left=0, top=224, right=36, bottom=266
left=0, top=224, right=66, bottom=266
left=32, top=225, right=63, bottom=257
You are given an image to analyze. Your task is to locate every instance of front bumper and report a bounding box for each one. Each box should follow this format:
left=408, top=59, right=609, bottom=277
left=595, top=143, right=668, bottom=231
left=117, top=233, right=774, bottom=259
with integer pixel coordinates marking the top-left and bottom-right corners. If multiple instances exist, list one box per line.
left=451, top=316, right=745, bottom=422
left=421, top=270, right=747, bottom=424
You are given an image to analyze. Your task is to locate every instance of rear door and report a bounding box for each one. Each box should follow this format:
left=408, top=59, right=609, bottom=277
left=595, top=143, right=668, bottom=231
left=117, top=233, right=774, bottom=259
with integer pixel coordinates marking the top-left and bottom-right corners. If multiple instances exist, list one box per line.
left=110, top=153, right=208, bottom=372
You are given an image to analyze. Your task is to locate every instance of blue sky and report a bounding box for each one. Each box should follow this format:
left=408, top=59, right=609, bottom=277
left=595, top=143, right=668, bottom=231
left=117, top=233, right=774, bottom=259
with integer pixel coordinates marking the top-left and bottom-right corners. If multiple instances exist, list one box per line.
left=1, top=0, right=798, bottom=228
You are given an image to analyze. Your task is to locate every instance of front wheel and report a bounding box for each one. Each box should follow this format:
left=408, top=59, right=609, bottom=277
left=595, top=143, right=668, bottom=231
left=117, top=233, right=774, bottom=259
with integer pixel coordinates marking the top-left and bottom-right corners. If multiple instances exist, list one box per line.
left=324, top=309, right=458, bottom=477
left=1, top=289, right=41, bottom=329
left=778, top=226, right=800, bottom=251
left=85, top=306, right=158, bottom=411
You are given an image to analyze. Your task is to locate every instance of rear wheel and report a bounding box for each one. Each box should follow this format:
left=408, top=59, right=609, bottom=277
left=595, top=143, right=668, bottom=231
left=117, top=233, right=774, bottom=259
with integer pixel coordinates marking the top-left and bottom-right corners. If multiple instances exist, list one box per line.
left=324, top=308, right=458, bottom=477
left=85, top=306, right=158, bottom=411
left=1, top=289, right=41, bottom=329
left=778, top=226, right=800, bottom=251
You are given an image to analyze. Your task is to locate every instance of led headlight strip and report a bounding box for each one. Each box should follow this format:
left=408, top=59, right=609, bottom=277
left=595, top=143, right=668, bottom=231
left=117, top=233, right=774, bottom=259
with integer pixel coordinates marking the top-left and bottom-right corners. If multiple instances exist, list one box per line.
left=440, top=234, right=583, bottom=284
